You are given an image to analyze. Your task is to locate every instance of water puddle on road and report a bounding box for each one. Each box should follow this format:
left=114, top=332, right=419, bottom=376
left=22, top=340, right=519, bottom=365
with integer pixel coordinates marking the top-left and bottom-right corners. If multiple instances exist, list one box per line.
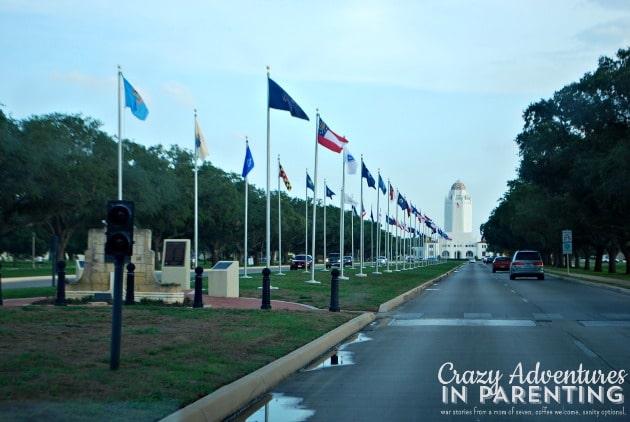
left=237, top=333, right=372, bottom=421
left=303, top=332, right=372, bottom=371
left=240, top=393, right=314, bottom=422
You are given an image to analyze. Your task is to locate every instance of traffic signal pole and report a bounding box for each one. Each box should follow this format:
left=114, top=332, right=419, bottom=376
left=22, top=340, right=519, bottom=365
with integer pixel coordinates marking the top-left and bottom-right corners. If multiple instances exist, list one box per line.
left=110, top=255, right=125, bottom=370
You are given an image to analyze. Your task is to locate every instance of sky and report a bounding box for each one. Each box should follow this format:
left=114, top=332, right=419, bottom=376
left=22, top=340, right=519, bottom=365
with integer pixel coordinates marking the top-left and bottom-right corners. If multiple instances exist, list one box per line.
left=1, top=0, right=629, bottom=237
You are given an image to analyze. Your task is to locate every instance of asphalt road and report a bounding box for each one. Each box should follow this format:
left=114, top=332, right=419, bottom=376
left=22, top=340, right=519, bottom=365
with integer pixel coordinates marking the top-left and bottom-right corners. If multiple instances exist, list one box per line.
left=245, top=263, right=630, bottom=421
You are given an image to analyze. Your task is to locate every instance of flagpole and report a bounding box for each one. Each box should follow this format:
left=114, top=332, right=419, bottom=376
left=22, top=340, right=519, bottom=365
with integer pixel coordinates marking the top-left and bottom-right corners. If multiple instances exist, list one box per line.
left=395, top=189, right=400, bottom=272
left=277, top=155, right=285, bottom=276
left=241, top=137, right=252, bottom=279
left=322, top=179, right=328, bottom=272
left=308, top=113, right=320, bottom=283
left=370, top=208, right=374, bottom=266
left=385, top=180, right=392, bottom=272
left=357, top=156, right=366, bottom=277
left=194, top=110, right=200, bottom=273
left=304, top=169, right=309, bottom=274
left=339, top=153, right=348, bottom=280
left=117, top=66, right=123, bottom=201
left=265, top=69, right=272, bottom=269
left=374, top=171, right=382, bottom=274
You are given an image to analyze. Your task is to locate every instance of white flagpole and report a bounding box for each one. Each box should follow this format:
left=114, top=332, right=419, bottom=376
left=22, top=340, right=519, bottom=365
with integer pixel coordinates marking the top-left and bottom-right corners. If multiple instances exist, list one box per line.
left=241, top=137, right=252, bottom=279
left=322, top=178, right=328, bottom=272
left=117, top=66, right=123, bottom=200
left=370, top=209, right=374, bottom=266
left=277, top=155, right=285, bottom=276
left=339, top=152, right=348, bottom=280
left=357, top=156, right=366, bottom=277
left=395, top=189, right=400, bottom=272
left=385, top=180, right=392, bottom=272
left=308, top=114, right=320, bottom=283
left=304, top=169, right=309, bottom=274
left=374, top=171, right=382, bottom=274
left=351, top=208, right=355, bottom=268
left=194, top=110, right=200, bottom=271
left=265, top=69, right=272, bottom=269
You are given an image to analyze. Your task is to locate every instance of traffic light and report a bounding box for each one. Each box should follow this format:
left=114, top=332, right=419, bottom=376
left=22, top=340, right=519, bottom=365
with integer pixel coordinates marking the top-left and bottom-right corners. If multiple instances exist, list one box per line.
left=105, top=200, right=134, bottom=258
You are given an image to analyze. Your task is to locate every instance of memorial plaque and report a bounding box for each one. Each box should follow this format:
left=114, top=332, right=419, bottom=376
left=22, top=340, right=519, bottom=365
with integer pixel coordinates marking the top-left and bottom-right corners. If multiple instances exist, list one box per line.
left=164, top=241, right=186, bottom=267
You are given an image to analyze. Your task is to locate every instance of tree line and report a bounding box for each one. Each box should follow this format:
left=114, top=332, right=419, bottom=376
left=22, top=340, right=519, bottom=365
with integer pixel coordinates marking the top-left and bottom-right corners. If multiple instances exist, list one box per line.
left=481, top=48, right=629, bottom=274
left=0, top=110, right=389, bottom=265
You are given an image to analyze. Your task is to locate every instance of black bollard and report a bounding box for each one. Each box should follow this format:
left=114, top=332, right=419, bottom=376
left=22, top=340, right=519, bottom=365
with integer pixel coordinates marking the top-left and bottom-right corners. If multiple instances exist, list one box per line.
left=261, top=267, right=271, bottom=310
left=329, top=268, right=340, bottom=312
left=125, top=263, right=136, bottom=305
left=55, top=260, right=67, bottom=306
left=193, top=266, right=204, bottom=308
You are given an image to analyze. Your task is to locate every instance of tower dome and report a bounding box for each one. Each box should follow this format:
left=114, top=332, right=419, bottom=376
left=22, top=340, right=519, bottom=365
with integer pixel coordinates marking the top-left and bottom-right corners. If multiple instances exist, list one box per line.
left=451, top=180, right=466, bottom=191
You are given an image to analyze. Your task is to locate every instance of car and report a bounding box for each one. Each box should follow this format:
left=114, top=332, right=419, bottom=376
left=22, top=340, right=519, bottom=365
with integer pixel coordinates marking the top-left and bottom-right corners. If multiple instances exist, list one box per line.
left=509, top=250, right=544, bottom=280
left=343, top=256, right=353, bottom=267
left=290, top=254, right=313, bottom=270
left=492, top=256, right=511, bottom=272
left=483, top=256, right=494, bottom=264
left=468, top=258, right=475, bottom=263
left=325, top=253, right=341, bottom=268
left=376, top=256, right=388, bottom=265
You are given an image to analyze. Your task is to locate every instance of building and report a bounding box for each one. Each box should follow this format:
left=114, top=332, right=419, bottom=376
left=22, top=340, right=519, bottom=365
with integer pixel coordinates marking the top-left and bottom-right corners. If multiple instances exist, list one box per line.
left=441, top=180, right=488, bottom=260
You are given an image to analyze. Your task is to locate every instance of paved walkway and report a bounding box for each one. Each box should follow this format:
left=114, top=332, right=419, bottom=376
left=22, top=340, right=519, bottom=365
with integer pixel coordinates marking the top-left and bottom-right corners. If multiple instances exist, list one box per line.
left=1, top=292, right=318, bottom=311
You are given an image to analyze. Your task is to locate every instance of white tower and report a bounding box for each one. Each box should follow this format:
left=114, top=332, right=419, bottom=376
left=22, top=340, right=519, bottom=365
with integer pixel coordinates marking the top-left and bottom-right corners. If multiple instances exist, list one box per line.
left=444, top=180, right=472, bottom=234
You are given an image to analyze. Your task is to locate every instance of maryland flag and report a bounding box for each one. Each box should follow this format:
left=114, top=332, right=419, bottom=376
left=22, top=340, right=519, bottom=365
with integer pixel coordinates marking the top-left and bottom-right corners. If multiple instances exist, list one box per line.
left=279, top=163, right=292, bottom=191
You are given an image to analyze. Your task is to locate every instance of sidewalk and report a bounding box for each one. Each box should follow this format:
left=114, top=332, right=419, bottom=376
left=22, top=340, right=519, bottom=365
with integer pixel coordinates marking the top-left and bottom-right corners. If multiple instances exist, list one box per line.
left=1, top=292, right=318, bottom=310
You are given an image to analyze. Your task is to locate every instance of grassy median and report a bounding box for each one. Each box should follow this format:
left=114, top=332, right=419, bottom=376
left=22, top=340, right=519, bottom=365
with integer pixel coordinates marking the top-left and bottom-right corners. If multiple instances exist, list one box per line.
left=0, top=262, right=459, bottom=421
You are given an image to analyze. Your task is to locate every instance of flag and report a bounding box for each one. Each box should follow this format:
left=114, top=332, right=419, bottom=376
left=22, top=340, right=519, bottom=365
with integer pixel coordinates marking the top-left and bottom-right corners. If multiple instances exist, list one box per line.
left=325, top=185, right=335, bottom=199
left=306, top=172, right=315, bottom=192
left=268, top=77, right=309, bottom=120
left=389, top=183, right=395, bottom=201
left=397, top=192, right=408, bottom=211
left=317, top=117, right=348, bottom=153
left=195, top=120, right=209, bottom=162
left=344, top=193, right=357, bottom=206
left=352, top=205, right=358, bottom=217
left=370, top=207, right=374, bottom=223
left=242, top=144, right=254, bottom=178
left=361, top=160, right=376, bottom=189
left=378, top=174, right=386, bottom=195
left=123, top=77, right=148, bottom=120
left=361, top=203, right=366, bottom=219
left=279, top=163, right=291, bottom=191
left=344, top=146, right=358, bottom=174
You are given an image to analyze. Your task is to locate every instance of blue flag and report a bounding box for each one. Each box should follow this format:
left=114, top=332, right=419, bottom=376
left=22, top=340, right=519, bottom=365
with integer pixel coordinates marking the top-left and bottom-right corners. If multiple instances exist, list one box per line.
left=378, top=174, right=386, bottom=194
left=361, top=160, right=376, bottom=189
left=397, top=192, right=408, bottom=211
left=242, top=144, right=254, bottom=178
left=325, top=185, right=335, bottom=199
left=123, top=77, right=149, bottom=120
left=268, top=77, right=309, bottom=121
left=306, top=172, right=315, bottom=192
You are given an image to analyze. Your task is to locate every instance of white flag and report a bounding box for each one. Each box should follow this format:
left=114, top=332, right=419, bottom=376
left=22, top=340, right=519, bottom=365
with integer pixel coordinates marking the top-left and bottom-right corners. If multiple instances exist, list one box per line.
left=344, top=146, right=358, bottom=175
left=195, top=120, right=209, bottom=162
left=344, top=193, right=357, bottom=206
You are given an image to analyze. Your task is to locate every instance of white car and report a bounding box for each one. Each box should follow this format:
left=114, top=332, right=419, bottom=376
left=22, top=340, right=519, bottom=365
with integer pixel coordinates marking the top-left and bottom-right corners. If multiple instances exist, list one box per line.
left=376, top=256, right=387, bottom=265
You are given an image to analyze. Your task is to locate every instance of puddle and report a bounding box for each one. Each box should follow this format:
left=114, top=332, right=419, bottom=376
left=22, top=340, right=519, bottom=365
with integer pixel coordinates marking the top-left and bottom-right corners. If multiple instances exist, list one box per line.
left=236, top=333, right=372, bottom=420
left=239, top=393, right=314, bottom=422
left=303, top=332, right=372, bottom=371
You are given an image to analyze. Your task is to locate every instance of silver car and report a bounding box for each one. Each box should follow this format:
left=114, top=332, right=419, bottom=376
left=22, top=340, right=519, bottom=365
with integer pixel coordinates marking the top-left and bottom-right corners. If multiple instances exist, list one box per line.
left=509, top=250, right=544, bottom=280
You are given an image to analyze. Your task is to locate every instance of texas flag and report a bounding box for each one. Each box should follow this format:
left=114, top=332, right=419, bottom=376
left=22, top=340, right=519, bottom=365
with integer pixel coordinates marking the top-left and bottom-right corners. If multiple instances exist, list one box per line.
left=317, top=117, right=348, bottom=153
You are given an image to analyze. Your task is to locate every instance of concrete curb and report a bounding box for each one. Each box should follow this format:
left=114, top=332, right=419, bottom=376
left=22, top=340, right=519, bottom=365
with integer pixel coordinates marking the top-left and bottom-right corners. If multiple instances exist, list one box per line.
left=546, top=271, right=630, bottom=296
left=160, top=312, right=376, bottom=422
left=377, top=268, right=459, bottom=313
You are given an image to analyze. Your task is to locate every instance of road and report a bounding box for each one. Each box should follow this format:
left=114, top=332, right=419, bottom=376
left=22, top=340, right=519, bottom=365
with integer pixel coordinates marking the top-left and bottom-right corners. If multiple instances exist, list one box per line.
left=245, top=262, right=630, bottom=421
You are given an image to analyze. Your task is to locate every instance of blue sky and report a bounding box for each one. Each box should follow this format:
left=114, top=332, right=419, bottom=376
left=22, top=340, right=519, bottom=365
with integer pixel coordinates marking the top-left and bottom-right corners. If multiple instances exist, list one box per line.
left=1, top=0, right=629, bottom=236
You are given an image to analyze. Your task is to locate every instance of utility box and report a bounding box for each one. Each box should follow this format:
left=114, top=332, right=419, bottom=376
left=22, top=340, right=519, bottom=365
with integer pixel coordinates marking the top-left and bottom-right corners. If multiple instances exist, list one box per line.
left=208, top=261, right=239, bottom=298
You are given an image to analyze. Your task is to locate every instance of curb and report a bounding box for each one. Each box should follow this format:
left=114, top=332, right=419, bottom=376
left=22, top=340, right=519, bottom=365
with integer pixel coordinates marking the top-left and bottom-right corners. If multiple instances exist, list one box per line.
left=160, top=312, right=376, bottom=422
left=547, top=272, right=630, bottom=296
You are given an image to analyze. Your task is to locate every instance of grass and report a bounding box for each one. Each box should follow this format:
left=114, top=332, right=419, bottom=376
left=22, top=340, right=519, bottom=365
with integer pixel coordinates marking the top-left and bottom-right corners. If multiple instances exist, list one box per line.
left=0, top=261, right=460, bottom=421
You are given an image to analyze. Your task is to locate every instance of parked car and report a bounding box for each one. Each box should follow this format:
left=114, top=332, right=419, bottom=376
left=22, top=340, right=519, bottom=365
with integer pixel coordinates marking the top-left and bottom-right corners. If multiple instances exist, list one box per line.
left=325, top=253, right=341, bottom=268
left=343, top=256, right=353, bottom=267
left=376, top=256, right=388, bottom=265
left=492, top=256, right=511, bottom=272
left=509, top=250, right=544, bottom=280
left=290, top=254, right=313, bottom=270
